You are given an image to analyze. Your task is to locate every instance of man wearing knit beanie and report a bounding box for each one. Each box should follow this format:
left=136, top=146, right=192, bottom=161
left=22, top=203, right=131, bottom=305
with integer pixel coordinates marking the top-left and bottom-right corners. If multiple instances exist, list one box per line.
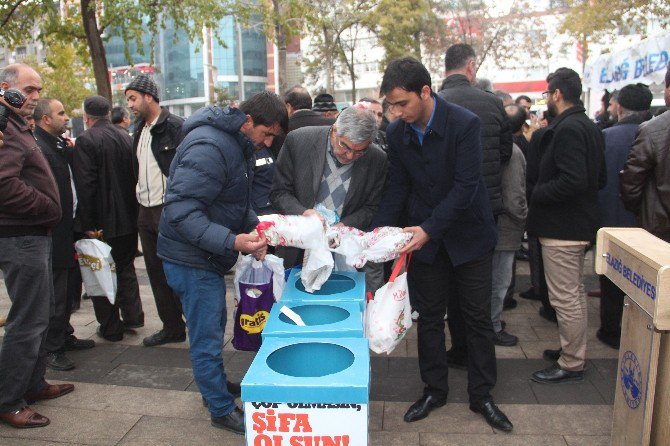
left=312, top=92, right=339, bottom=118
left=597, top=82, right=653, bottom=350
left=125, top=74, right=187, bottom=348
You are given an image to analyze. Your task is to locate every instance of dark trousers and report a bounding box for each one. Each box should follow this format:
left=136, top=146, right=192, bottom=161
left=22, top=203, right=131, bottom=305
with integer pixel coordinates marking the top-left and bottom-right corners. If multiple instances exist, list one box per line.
left=91, top=234, right=144, bottom=338
left=528, top=236, right=553, bottom=314
left=65, top=266, right=79, bottom=337
left=410, top=248, right=497, bottom=404
left=45, top=267, right=69, bottom=353
left=138, top=205, right=185, bottom=335
left=0, top=236, right=53, bottom=412
left=599, top=275, right=624, bottom=338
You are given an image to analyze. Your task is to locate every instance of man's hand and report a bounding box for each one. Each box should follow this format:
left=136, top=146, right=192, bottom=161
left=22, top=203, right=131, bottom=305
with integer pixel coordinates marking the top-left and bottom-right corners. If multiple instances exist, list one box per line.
left=234, top=233, right=267, bottom=259
left=85, top=229, right=103, bottom=239
left=401, top=226, right=430, bottom=253
left=302, top=208, right=326, bottom=225
left=0, top=130, right=4, bottom=148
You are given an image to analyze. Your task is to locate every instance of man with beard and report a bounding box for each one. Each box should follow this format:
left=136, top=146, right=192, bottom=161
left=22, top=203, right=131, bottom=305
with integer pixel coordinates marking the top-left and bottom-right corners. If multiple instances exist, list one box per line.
left=528, top=68, right=606, bottom=384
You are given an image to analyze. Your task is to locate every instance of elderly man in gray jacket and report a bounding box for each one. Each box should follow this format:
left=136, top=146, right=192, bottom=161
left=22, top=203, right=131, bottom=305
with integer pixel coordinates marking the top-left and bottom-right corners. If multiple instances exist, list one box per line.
left=271, top=105, right=388, bottom=291
left=491, top=104, right=529, bottom=347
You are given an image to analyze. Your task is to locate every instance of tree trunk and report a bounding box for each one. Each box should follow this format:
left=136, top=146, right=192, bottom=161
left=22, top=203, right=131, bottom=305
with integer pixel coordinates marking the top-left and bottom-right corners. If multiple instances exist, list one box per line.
left=273, top=0, right=287, bottom=94
left=324, top=27, right=335, bottom=93
left=80, top=0, right=111, bottom=101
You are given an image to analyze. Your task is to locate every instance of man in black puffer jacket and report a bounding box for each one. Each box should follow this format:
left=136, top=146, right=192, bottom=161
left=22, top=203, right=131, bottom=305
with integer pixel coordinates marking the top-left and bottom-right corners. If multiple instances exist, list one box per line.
left=438, top=44, right=513, bottom=370
left=438, top=43, right=512, bottom=217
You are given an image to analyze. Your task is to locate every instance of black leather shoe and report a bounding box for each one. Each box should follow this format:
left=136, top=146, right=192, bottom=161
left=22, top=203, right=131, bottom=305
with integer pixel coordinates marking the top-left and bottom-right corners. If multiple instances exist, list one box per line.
left=494, top=330, right=518, bottom=347
left=123, top=320, right=145, bottom=330
left=96, top=326, right=123, bottom=342
left=519, top=288, right=540, bottom=301
left=445, top=349, right=468, bottom=370
left=596, top=329, right=620, bottom=349
left=211, top=407, right=244, bottom=434
left=143, top=330, right=186, bottom=347
left=403, top=395, right=447, bottom=422
left=64, top=336, right=95, bottom=351
left=538, top=307, right=558, bottom=323
left=531, top=363, right=584, bottom=384
left=543, top=348, right=562, bottom=362
left=202, top=381, right=243, bottom=407
left=46, top=352, right=75, bottom=371
left=502, top=297, right=518, bottom=310
left=470, top=400, right=513, bottom=432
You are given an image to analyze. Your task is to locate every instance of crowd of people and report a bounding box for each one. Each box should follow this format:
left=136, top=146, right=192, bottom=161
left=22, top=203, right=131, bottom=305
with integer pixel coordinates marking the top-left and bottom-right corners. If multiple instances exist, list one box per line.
left=0, top=43, right=669, bottom=436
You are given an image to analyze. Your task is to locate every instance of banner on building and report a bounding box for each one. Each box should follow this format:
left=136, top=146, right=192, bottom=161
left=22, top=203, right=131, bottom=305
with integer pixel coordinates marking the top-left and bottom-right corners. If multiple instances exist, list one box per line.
left=584, top=33, right=670, bottom=90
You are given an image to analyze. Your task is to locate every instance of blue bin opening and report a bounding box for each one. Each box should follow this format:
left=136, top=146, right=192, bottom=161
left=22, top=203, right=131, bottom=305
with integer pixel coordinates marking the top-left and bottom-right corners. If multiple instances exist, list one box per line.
left=266, top=343, right=355, bottom=377
left=294, top=273, right=356, bottom=295
left=278, top=304, right=350, bottom=326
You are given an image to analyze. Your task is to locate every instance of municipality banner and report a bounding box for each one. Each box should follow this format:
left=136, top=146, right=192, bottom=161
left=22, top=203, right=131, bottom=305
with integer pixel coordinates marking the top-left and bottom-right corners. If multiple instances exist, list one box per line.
left=584, top=33, right=670, bottom=90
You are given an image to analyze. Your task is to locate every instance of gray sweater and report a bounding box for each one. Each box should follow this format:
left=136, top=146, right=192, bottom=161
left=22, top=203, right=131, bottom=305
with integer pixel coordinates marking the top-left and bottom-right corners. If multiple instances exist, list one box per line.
left=496, top=143, right=527, bottom=251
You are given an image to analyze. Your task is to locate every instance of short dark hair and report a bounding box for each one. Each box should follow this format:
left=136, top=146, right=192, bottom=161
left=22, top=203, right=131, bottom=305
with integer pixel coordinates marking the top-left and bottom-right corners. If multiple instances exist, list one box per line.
left=33, top=98, right=55, bottom=122
left=546, top=67, right=582, bottom=104
left=505, top=104, right=527, bottom=134
left=515, top=95, right=531, bottom=104
left=239, top=90, right=289, bottom=133
left=283, top=86, right=312, bottom=111
left=380, top=57, right=431, bottom=97
left=665, top=62, right=670, bottom=88
left=359, top=97, right=380, bottom=105
left=444, top=43, right=476, bottom=71
left=111, top=106, right=129, bottom=125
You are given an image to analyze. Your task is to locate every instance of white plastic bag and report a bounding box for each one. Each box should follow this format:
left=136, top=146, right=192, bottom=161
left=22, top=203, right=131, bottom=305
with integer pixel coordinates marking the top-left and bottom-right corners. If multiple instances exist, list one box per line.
left=328, top=226, right=412, bottom=268
left=256, top=214, right=325, bottom=249
left=365, top=253, right=412, bottom=354
left=74, top=239, right=117, bottom=305
left=234, top=254, right=286, bottom=306
left=256, top=214, right=333, bottom=292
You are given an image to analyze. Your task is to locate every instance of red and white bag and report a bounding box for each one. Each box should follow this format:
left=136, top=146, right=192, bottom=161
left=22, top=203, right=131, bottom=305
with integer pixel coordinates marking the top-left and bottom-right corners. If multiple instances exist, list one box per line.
left=365, top=253, right=412, bottom=354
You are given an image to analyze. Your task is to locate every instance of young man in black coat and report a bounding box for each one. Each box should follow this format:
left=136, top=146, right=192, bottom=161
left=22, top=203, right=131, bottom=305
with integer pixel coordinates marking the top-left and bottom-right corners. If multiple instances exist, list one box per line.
left=34, top=98, right=95, bottom=371
left=527, top=68, right=606, bottom=384
left=374, top=57, right=512, bottom=432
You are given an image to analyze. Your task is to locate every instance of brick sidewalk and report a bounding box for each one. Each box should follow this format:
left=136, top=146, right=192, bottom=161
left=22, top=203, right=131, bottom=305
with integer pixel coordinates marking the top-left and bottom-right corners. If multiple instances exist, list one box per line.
left=0, top=252, right=615, bottom=445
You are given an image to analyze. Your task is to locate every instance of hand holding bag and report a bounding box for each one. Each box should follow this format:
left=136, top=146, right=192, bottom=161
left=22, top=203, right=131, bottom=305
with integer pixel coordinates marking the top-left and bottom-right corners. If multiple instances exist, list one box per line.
left=232, top=255, right=285, bottom=351
left=74, top=239, right=117, bottom=305
left=365, top=253, right=412, bottom=354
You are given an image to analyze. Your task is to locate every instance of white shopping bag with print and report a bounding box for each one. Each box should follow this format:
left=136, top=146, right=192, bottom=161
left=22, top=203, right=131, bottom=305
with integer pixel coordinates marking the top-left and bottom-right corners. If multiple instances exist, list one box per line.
left=366, top=253, right=412, bottom=354
left=74, top=239, right=117, bottom=304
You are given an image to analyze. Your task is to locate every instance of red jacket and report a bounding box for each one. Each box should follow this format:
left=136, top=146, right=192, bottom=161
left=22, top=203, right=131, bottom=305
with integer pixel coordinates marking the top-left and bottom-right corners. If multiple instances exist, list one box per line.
left=0, top=109, right=61, bottom=233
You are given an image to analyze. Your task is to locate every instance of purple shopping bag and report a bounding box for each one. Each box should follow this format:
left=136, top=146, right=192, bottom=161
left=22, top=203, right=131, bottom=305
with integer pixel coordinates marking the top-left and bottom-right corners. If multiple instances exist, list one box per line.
left=232, top=277, right=274, bottom=351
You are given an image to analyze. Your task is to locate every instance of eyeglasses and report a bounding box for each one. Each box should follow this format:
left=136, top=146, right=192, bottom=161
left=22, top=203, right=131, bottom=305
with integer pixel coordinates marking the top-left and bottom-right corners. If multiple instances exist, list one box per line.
left=542, top=90, right=556, bottom=99
left=335, top=135, right=368, bottom=158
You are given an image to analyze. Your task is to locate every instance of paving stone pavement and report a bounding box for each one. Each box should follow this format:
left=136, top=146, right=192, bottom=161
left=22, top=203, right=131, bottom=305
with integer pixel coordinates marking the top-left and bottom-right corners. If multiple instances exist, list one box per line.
left=0, top=251, right=617, bottom=445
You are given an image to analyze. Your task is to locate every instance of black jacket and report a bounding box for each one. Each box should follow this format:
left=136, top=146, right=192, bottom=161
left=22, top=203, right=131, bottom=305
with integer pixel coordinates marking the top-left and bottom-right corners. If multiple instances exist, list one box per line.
left=526, top=106, right=606, bottom=242
left=35, top=126, right=75, bottom=268
left=132, top=107, right=184, bottom=178
left=270, top=109, right=336, bottom=158
left=73, top=119, right=139, bottom=239
left=438, top=74, right=513, bottom=215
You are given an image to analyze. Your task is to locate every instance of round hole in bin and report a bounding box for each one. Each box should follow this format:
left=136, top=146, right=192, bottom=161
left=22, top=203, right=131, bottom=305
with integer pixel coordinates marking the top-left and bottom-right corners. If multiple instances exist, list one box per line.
left=278, top=304, right=350, bottom=326
left=266, top=343, right=355, bottom=377
left=294, top=273, right=356, bottom=295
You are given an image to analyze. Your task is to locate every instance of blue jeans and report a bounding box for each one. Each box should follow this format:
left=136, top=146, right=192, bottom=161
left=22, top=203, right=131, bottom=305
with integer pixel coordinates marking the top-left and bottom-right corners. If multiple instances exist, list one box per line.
left=162, top=261, right=236, bottom=417
left=491, top=250, right=515, bottom=332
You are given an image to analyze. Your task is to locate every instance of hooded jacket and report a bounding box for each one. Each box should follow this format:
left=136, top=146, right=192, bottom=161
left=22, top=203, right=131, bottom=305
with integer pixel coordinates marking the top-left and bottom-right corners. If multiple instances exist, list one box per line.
left=157, top=106, right=258, bottom=274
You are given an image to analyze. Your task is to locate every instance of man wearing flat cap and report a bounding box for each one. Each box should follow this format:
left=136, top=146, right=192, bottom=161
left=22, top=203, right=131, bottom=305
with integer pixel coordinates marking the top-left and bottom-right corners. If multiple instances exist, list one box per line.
left=597, top=82, right=652, bottom=349
left=125, top=74, right=186, bottom=348
left=73, top=95, right=145, bottom=342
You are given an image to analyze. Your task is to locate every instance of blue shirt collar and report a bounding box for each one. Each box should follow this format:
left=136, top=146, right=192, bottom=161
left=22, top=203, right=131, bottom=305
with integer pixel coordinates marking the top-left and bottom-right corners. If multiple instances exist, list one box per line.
left=410, top=96, right=437, bottom=145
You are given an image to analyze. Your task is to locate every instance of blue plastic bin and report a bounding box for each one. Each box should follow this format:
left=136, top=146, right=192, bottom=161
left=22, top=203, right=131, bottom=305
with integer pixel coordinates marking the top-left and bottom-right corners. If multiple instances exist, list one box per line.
left=262, top=301, right=363, bottom=339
